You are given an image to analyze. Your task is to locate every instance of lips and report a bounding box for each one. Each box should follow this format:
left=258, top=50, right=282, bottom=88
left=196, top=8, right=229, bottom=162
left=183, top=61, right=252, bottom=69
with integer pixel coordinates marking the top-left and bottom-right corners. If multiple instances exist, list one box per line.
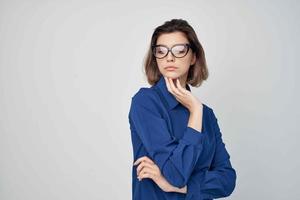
left=164, top=66, right=178, bottom=70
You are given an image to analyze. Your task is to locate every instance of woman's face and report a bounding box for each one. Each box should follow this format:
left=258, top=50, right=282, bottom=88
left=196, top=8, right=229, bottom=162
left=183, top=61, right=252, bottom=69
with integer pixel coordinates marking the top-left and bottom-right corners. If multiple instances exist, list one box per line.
left=155, top=31, right=196, bottom=80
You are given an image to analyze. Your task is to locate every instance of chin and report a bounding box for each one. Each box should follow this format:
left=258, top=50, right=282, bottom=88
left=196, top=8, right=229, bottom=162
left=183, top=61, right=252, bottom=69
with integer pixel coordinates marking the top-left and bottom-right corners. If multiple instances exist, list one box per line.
left=163, top=72, right=182, bottom=79
left=162, top=74, right=177, bottom=79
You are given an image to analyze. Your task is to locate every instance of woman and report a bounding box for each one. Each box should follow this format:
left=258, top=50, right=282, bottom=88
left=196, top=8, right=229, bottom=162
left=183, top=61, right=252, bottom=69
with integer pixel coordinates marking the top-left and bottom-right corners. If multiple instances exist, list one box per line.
left=128, top=19, right=236, bottom=200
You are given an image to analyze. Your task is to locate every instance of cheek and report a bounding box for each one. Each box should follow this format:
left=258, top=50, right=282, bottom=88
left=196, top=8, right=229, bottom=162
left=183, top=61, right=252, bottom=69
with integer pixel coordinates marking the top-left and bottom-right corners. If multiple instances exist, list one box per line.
left=156, top=58, right=163, bottom=64
left=183, top=55, right=193, bottom=64
left=156, top=59, right=164, bottom=69
left=178, top=59, right=191, bottom=69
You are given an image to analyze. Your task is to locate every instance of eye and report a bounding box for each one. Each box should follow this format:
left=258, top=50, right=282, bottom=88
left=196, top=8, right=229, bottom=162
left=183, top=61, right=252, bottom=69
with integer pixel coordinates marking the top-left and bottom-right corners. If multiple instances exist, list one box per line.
left=155, top=47, right=167, bottom=54
left=173, top=45, right=187, bottom=54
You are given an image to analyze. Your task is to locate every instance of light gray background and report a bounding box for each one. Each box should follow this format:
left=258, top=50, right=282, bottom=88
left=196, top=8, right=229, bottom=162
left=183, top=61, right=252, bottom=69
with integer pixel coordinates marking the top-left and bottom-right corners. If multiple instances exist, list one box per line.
left=0, top=0, right=299, bottom=199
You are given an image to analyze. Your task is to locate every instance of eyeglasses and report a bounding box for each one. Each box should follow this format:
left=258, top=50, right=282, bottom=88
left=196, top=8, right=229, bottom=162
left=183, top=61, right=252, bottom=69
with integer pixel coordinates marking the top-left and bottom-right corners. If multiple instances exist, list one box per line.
left=151, top=43, right=192, bottom=59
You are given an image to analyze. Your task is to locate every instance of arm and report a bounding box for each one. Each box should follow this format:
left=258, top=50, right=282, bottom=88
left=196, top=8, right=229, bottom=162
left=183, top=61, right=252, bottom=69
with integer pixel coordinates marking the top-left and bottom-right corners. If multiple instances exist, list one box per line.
left=185, top=108, right=237, bottom=199
left=129, top=97, right=205, bottom=188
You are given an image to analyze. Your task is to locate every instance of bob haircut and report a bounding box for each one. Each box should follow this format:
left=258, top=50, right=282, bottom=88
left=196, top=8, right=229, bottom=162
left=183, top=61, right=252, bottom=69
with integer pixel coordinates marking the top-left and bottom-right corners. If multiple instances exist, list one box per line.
left=143, top=18, right=209, bottom=87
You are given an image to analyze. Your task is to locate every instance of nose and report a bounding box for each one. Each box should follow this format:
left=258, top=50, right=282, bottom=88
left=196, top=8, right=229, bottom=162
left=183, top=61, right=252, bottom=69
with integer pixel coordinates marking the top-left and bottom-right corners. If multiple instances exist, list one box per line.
left=166, top=50, right=175, bottom=61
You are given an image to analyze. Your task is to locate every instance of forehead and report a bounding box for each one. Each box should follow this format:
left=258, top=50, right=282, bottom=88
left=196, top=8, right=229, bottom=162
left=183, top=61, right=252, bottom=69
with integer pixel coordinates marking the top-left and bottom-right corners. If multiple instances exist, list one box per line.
left=156, top=31, right=189, bottom=46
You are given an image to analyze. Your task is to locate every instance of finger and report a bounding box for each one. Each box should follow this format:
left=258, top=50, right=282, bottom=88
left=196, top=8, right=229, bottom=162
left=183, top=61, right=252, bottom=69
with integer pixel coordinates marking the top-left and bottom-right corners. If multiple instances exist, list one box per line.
left=133, top=156, right=148, bottom=166
left=137, top=161, right=155, bottom=176
left=139, top=167, right=157, bottom=180
left=167, top=78, right=183, bottom=103
left=168, top=77, right=183, bottom=96
left=143, top=156, right=155, bottom=164
left=164, top=76, right=174, bottom=95
left=138, top=156, right=154, bottom=165
left=138, top=172, right=154, bottom=181
left=138, top=164, right=157, bottom=178
left=133, top=156, right=154, bottom=166
left=176, top=78, right=189, bottom=95
left=167, top=77, right=178, bottom=95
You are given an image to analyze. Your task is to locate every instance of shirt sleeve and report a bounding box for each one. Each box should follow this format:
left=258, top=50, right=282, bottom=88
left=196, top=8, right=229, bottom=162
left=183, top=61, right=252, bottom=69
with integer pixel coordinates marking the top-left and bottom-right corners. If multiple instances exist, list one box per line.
left=129, top=97, right=207, bottom=188
left=185, top=108, right=237, bottom=199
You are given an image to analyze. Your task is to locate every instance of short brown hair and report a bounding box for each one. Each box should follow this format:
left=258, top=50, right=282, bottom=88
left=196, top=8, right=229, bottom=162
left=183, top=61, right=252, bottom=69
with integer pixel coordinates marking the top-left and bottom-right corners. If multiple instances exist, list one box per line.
left=143, top=18, right=209, bottom=87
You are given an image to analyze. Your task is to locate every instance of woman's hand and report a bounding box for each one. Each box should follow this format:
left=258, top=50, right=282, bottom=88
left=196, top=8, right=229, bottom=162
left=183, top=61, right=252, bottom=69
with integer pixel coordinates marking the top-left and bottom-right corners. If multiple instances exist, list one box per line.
left=164, top=76, right=202, bottom=113
left=133, top=156, right=186, bottom=193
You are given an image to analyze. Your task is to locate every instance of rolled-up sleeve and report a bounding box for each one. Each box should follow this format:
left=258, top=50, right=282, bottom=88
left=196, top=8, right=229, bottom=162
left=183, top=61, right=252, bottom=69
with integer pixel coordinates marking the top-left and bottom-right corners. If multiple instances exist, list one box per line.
left=186, top=109, right=237, bottom=199
left=129, top=98, right=206, bottom=188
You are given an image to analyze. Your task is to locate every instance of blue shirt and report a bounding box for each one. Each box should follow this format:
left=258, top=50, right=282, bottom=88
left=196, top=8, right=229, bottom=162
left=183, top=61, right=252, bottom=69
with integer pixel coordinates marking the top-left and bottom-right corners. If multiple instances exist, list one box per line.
left=128, top=75, right=236, bottom=200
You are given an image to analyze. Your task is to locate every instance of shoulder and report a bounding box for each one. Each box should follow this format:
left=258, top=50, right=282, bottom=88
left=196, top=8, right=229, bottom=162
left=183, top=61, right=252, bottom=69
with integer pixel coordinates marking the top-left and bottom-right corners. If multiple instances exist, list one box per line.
left=202, top=103, right=218, bottom=120
left=131, top=87, right=157, bottom=101
left=130, top=87, right=162, bottom=112
left=202, top=102, right=213, bottom=113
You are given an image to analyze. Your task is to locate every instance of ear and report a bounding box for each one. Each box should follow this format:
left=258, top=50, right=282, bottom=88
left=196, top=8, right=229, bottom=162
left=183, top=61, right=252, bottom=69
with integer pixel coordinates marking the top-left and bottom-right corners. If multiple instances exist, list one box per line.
left=191, top=53, right=196, bottom=65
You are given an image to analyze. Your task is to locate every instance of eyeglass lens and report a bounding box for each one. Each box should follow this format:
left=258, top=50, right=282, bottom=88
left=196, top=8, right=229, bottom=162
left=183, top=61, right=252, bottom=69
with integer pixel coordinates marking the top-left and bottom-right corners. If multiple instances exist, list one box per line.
left=153, top=44, right=189, bottom=58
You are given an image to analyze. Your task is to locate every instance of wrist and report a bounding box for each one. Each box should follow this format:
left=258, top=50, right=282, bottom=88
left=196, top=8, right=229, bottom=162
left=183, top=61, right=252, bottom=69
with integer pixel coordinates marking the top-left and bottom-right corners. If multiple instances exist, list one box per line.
left=189, top=103, right=203, bottom=115
left=170, top=185, right=187, bottom=193
left=189, top=108, right=201, bottom=116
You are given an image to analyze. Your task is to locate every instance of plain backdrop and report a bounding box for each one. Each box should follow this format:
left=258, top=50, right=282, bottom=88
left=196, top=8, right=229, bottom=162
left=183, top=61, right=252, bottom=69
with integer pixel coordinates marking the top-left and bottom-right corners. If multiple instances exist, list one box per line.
left=0, top=0, right=299, bottom=199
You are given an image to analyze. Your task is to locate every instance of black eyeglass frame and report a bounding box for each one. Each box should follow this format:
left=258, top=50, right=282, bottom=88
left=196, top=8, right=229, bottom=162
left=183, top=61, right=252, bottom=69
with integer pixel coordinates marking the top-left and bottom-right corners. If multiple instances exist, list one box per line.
left=151, top=43, right=192, bottom=59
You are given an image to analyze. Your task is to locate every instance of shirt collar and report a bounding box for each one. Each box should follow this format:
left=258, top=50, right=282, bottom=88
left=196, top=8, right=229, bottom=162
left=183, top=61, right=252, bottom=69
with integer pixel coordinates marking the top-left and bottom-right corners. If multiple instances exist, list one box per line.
left=153, top=76, right=191, bottom=110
